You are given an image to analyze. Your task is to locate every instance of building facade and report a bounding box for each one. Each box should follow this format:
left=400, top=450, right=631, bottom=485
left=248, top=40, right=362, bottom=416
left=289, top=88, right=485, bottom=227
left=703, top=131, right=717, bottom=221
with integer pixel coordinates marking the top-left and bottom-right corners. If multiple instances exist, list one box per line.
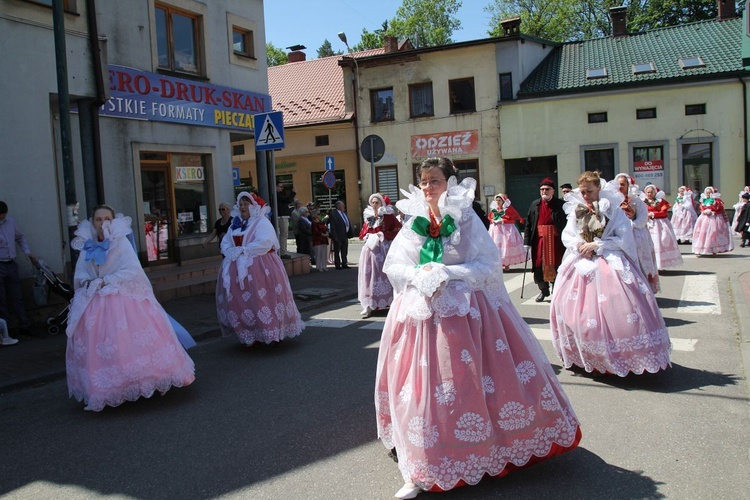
left=1, top=0, right=269, bottom=289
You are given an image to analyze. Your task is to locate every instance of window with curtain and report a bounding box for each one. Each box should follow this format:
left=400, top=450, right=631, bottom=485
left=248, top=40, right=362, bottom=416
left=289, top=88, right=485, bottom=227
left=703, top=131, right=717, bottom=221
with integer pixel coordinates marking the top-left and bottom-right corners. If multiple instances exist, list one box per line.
left=409, top=83, right=434, bottom=118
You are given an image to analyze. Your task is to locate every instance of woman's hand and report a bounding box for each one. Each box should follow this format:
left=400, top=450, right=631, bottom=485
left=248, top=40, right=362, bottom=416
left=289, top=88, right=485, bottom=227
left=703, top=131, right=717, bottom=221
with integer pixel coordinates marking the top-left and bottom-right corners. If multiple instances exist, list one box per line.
left=577, top=241, right=598, bottom=258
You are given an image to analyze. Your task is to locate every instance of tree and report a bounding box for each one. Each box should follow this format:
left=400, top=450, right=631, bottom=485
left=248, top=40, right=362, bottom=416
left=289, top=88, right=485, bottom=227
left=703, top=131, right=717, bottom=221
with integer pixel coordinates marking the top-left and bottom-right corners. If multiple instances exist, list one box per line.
left=631, top=0, right=718, bottom=31
left=317, top=39, right=343, bottom=58
left=351, top=21, right=390, bottom=52
left=266, top=42, right=288, bottom=66
left=387, top=0, right=462, bottom=47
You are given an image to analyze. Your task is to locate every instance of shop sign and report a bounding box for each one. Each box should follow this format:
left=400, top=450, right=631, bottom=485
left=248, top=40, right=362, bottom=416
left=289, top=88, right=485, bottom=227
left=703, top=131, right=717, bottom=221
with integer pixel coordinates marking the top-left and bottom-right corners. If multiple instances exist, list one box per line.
left=411, top=130, right=479, bottom=158
left=99, top=65, right=272, bottom=131
left=178, top=212, right=194, bottom=222
left=633, top=160, right=664, bottom=186
left=175, top=166, right=205, bottom=182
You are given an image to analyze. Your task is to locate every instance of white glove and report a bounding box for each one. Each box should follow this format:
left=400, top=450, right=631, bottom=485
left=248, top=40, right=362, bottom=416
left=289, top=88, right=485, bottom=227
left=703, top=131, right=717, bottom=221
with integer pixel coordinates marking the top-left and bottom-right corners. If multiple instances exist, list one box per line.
left=411, top=263, right=448, bottom=297
left=224, top=246, right=244, bottom=261
left=523, top=245, right=531, bottom=252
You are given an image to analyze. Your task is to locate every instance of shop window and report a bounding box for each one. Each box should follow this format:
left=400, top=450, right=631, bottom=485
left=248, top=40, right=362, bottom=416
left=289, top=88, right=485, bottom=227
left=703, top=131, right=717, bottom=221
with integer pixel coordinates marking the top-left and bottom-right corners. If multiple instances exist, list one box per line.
left=315, top=135, right=330, bottom=146
left=584, top=148, right=615, bottom=181
left=588, top=112, right=607, bottom=123
left=371, top=88, right=394, bottom=122
left=232, top=144, right=245, bottom=156
left=25, top=0, right=76, bottom=11
left=376, top=166, right=399, bottom=204
left=232, top=26, right=254, bottom=58
left=499, top=73, right=513, bottom=101
left=155, top=3, right=202, bottom=75
left=173, top=154, right=210, bottom=236
left=682, top=142, right=712, bottom=193
left=449, top=78, right=476, bottom=114
left=685, top=104, right=706, bottom=115
left=409, top=83, right=434, bottom=118
left=637, top=108, right=657, bottom=120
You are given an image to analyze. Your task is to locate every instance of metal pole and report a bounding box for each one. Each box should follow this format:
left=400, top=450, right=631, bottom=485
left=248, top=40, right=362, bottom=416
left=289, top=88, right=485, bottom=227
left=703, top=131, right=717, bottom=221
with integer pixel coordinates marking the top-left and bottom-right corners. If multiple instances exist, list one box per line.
left=520, top=247, right=530, bottom=298
left=369, top=135, right=376, bottom=193
left=267, top=150, right=278, bottom=234
left=52, top=0, right=79, bottom=268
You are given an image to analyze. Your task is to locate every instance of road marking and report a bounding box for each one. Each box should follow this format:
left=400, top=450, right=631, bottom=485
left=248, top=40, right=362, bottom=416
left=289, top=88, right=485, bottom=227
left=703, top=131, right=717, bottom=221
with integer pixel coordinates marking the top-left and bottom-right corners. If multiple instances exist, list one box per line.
left=503, top=274, right=527, bottom=294
left=365, top=340, right=380, bottom=349
left=305, top=317, right=359, bottom=328
left=677, top=275, right=721, bottom=314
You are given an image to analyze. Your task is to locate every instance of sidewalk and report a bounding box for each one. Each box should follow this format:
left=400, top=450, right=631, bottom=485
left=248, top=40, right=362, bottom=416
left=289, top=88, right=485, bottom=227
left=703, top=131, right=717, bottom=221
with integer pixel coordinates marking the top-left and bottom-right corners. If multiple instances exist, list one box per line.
left=0, top=265, right=359, bottom=394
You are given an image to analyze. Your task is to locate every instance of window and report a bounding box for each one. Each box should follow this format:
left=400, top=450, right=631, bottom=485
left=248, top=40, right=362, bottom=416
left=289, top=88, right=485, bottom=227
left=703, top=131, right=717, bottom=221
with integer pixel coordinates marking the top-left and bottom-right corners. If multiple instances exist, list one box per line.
left=499, top=73, right=513, bottom=101
left=632, top=62, right=656, bottom=75
left=232, top=144, right=245, bottom=156
left=232, top=27, right=254, bottom=58
left=371, top=88, right=394, bottom=122
left=173, top=154, right=209, bottom=236
left=682, top=142, right=712, bottom=193
left=156, top=4, right=201, bottom=74
left=632, top=145, right=665, bottom=188
left=588, top=112, right=607, bottom=123
left=449, top=78, right=476, bottom=114
left=409, top=83, right=434, bottom=118
left=26, top=0, right=76, bottom=10
left=679, top=57, right=705, bottom=69
left=637, top=108, right=657, bottom=120
left=586, top=68, right=607, bottom=79
left=584, top=149, right=615, bottom=181
left=376, top=166, right=399, bottom=204
left=686, top=104, right=706, bottom=115
left=453, top=160, right=480, bottom=199
left=315, top=135, right=329, bottom=147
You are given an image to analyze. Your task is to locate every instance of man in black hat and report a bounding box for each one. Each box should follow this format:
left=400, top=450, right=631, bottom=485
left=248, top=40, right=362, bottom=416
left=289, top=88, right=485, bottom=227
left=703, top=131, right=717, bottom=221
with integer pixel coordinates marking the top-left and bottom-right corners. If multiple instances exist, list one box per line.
left=735, top=191, right=750, bottom=247
left=560, top=183, right=573, bottom=198
left=523, top=178, right=566, bottom=302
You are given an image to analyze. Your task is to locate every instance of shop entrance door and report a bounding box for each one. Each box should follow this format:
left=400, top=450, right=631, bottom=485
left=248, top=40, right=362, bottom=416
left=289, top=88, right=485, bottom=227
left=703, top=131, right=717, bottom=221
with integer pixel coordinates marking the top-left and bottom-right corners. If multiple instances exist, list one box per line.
left=141, top=166, right=174, bottom=263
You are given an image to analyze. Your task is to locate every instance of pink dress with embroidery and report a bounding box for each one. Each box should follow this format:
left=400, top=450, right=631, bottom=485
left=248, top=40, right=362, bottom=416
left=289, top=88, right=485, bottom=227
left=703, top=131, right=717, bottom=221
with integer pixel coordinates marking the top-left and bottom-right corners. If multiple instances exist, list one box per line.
left=645, top=199, right=683, bottom=269
left=216, top=214, right=304, bottom=345
left=692, top=197, right=734, bottom=254
left=66, top=216, right=195, bottom=411
left=375, top=179, right=580, bottom=493
left=550, top=189, right=671, bottom=376
left=358, top=207, right=401, bottom=311
left=671, top=191, right=697, bottom=242
left=487, top=200, right=527, bottom=266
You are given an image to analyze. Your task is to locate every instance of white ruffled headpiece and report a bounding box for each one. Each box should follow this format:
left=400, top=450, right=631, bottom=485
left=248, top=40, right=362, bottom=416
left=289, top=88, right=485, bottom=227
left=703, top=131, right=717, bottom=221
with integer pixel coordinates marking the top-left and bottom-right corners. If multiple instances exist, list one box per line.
left=232, top=191, right=271, bottom=219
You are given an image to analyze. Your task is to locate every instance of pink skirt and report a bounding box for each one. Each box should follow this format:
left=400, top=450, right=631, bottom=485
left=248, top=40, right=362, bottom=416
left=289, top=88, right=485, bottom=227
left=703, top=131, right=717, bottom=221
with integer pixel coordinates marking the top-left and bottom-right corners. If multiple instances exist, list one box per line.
left=216, top=252, right=304, bottom=345
left=376, top=291, right=580, bottom=491
left=550, top=254, right=671, bottom=376
left=692, top=214, right=733, bottom=254
left=488, top=223, right=527, bottom=266
left=66, top=294, right=195, bottom=411
left=358, top=240, right=394, bottom=310
left=648, top=218, right=683, bottom=269
left=671, top=209, right=696, bottom=242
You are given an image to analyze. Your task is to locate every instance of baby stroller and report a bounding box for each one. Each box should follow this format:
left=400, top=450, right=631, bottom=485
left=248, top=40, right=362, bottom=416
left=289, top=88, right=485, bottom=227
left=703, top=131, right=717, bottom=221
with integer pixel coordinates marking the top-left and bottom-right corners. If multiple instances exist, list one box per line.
left=34, top=259, right=74, bottom=336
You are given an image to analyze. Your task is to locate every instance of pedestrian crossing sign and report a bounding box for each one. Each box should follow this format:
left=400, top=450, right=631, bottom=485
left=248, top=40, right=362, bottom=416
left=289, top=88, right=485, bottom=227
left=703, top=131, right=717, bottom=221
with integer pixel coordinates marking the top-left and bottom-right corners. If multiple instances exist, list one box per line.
left=254, top=111, right=285, bottom=151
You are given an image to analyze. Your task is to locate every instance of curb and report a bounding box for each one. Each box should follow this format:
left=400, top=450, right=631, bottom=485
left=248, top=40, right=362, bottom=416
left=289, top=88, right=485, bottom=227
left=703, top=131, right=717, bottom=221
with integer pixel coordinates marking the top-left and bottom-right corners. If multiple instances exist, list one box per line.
left=729, top=271, right=750, bottom=395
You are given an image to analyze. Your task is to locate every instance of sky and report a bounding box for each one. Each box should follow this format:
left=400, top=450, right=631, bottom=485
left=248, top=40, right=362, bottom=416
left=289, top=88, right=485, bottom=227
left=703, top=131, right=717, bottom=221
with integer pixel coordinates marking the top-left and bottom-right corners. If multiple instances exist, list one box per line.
left=263, top=0, right=496, bottom=57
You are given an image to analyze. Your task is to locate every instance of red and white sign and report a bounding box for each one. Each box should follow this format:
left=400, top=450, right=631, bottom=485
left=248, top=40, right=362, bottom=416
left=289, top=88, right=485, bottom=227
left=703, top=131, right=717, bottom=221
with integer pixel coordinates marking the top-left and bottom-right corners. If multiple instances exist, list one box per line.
left=633, top=160, right=664, bottom=186
left=411, top=130, right=479, bottom=158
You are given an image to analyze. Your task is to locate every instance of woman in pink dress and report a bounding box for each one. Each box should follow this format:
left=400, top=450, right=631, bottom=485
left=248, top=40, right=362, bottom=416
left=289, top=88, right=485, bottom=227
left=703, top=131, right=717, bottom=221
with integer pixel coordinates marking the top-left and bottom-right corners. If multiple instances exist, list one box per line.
left=550, top=171, right=671, bottom=377
left=376, top=158, right=580, bottom=499
left=642, top=185, right=683, bottom=270
left=487, top=193, right=527, bottom=270
left=66, top=206, right=195, bottom=411
left=611, top=174, right=660, bottom=292
left=216, top=192, right=304, bottom=345
left=692, top=187, right=734, bottom=255
left=671, top=186, right=697, bottom=243
left=358, top=193, right=401, bottom=318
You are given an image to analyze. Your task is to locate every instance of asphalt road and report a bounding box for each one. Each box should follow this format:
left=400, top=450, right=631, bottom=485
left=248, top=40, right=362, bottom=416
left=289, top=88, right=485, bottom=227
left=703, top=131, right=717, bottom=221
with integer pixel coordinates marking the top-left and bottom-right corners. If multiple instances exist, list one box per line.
left=1, top=242, right=748, bottom=499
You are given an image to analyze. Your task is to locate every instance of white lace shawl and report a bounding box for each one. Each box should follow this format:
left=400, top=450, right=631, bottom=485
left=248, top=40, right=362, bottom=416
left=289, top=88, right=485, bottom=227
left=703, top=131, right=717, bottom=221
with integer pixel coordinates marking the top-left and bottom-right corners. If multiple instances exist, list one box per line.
left=561, top=184, right=637, bottom=276
left=67, top=215, right=156, bottom=337
left=675, top=190, right=698, bottom=216
left=219, top=214, right=279, bottom=295
left=384, top=177, right=509, bottom=322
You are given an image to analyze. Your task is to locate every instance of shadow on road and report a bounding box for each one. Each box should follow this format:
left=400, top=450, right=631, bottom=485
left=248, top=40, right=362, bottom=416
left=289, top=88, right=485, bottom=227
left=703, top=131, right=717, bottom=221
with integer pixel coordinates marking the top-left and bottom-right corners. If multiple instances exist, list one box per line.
left=588, top=362, right=741, bottom=394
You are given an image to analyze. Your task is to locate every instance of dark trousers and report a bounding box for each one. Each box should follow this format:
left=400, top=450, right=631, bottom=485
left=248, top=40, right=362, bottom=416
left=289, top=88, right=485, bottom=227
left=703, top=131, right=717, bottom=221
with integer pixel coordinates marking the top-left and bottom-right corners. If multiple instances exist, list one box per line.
left=0, top=261, right=30, bottom=329
left=332, top=238, right=348, bottom=268
left=532, top=266, right=550, bottom=291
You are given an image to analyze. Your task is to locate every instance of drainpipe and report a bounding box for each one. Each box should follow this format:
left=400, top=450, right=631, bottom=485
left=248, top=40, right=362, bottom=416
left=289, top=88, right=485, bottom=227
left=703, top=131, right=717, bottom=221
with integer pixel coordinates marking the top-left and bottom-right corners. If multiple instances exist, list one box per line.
left=52, top=0, right=79, bottom=268
left=81, top=0, right=105, bottom=209
left=743, top=77, right=750, bottom=185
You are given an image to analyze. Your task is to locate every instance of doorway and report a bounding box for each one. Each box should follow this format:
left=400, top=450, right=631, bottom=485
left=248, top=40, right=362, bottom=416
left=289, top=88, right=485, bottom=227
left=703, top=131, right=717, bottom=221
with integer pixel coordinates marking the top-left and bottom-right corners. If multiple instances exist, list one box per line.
left=141, top=163, right=174, bottom=263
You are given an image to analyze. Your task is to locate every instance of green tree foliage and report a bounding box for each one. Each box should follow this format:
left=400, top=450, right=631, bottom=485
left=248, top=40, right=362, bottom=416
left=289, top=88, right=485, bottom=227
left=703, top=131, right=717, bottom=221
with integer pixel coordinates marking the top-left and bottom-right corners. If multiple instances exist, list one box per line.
left=387, top=0, right=462, bottom=47
left=351, top=21, right=390, bottom=52
left=317, top=39, right=343, bottom=58
left=266, top=42, right=288, bottom=66
left=632, top=0, right=718, bottom=31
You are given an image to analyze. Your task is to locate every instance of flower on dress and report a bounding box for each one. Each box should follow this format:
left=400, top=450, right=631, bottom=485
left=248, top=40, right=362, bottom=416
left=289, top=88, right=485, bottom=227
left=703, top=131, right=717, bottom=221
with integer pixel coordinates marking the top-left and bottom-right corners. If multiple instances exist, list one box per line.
left=454, top=412, right=492, bottom=442
left=407, top=416, right=439, bottom=449
left=482, top=375, right=495, bottom=394
left=461, top=349, right=473, bottom=364
left=258, top=288, right=267, bottom=299
left=586, top=318, right=598, bottom=329
left=434, top=381, right=456, bottom=405
left=399, top=383, right=412, bottom=403
left=227, top=310, right=240, bottom=328
left=515, top=360, right=537, bottom=385
left=626, top=313, right=639, bottom=324
left=241, top=309, right=255, bottom=325
left=95, top=337, right=118, bottom=359
left=258, top=306, right=273, bottom=324
left=540, top=383, right=562, bottom=412
left=495, top=339, right=509, bottom=352
left=242, top=291, right=252, bottom=302
left=275, top=303, right=286, bottom=320
left=275, top=284, right=283, bottom=295
left=497, top=401, right=536, bottom=430
left=597, top=293, right=607, bottom=303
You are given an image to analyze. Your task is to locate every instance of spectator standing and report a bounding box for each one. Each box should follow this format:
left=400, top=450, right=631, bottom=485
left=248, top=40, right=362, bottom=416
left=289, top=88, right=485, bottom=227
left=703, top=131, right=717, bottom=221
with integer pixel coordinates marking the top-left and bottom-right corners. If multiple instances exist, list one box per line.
left=523, top=178, right=566, bottom=302
left=289, top=199, right=303, bottom=251
left=0, top=201, right=37, bottom=337
left=202, top=202, right=232, bottom=249
left=734, top=192, right=750, bottom=247
left=328, top=200, right=353, bottom=269
left=560, top=183, right=573, bottom=197
left=297, top=206, right=313, bottom=260
left=311, top=211, right=330, bottom=271
left=275, top=183, right=296, bottom=256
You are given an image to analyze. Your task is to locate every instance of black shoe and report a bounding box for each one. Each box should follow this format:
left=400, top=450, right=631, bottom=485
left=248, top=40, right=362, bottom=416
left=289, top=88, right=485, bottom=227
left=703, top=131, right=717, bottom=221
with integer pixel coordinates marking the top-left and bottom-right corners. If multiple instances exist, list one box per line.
left=387, top=447, right=399, bottom=463
left=335, top=266, right=342, bottom=270
left=342, top=265, right=351, bottom=269
left=535, top=289, right=550, bottom=302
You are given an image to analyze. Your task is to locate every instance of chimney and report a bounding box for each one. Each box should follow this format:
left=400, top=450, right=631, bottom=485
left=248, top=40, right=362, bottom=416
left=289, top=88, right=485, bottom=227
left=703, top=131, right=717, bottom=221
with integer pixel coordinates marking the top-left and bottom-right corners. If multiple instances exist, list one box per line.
left=287, top=50, right=306, bottom=63
left=500, top=17, right=521, bottom=38
left=384, top=36, right=398, bottom=53
left=718, top=0, right=737, bottom=19
left=610, top=6, right=628, bottom=37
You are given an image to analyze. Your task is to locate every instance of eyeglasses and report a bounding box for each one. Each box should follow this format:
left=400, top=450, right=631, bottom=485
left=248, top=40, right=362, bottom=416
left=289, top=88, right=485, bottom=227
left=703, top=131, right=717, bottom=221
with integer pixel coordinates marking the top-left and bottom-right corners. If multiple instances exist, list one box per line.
left=419, top=179, right=447, bottom=189
left=219, top=208, right=227, bottom=212
left=540, top=187, right=554, bottom=192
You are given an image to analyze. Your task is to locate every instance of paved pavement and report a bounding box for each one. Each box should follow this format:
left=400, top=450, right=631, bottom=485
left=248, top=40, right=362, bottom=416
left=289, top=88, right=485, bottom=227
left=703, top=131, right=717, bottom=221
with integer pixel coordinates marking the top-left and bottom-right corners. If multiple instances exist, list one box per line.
left=0, top=262, right=360, bottom=394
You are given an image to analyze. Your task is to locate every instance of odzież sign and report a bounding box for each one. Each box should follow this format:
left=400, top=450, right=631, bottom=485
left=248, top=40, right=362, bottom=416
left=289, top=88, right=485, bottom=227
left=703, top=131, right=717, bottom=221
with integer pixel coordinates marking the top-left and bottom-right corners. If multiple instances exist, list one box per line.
left=100, top=65, right=272, bottom=131
left=411, top=130, right=479, bottom=158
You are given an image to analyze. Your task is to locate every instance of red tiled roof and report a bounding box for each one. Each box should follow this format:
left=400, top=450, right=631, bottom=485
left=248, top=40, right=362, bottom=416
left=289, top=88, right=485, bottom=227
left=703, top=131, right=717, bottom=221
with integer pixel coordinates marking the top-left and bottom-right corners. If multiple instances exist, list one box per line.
left=268, top=49, right=384, bottom=127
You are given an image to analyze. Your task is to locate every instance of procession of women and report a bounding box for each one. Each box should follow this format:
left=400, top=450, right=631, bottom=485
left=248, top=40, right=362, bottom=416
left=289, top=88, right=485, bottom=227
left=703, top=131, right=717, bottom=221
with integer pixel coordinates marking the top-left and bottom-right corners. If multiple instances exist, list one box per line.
left=55, top=160, right=748, bottom=499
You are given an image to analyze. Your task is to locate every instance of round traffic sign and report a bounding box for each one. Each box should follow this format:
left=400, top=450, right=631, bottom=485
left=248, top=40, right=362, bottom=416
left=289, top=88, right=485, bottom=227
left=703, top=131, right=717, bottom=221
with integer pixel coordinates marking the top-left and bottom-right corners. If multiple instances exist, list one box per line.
left=360, top=134, right=385, bottom=163
left=322, top=170, right=337, bottom=189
